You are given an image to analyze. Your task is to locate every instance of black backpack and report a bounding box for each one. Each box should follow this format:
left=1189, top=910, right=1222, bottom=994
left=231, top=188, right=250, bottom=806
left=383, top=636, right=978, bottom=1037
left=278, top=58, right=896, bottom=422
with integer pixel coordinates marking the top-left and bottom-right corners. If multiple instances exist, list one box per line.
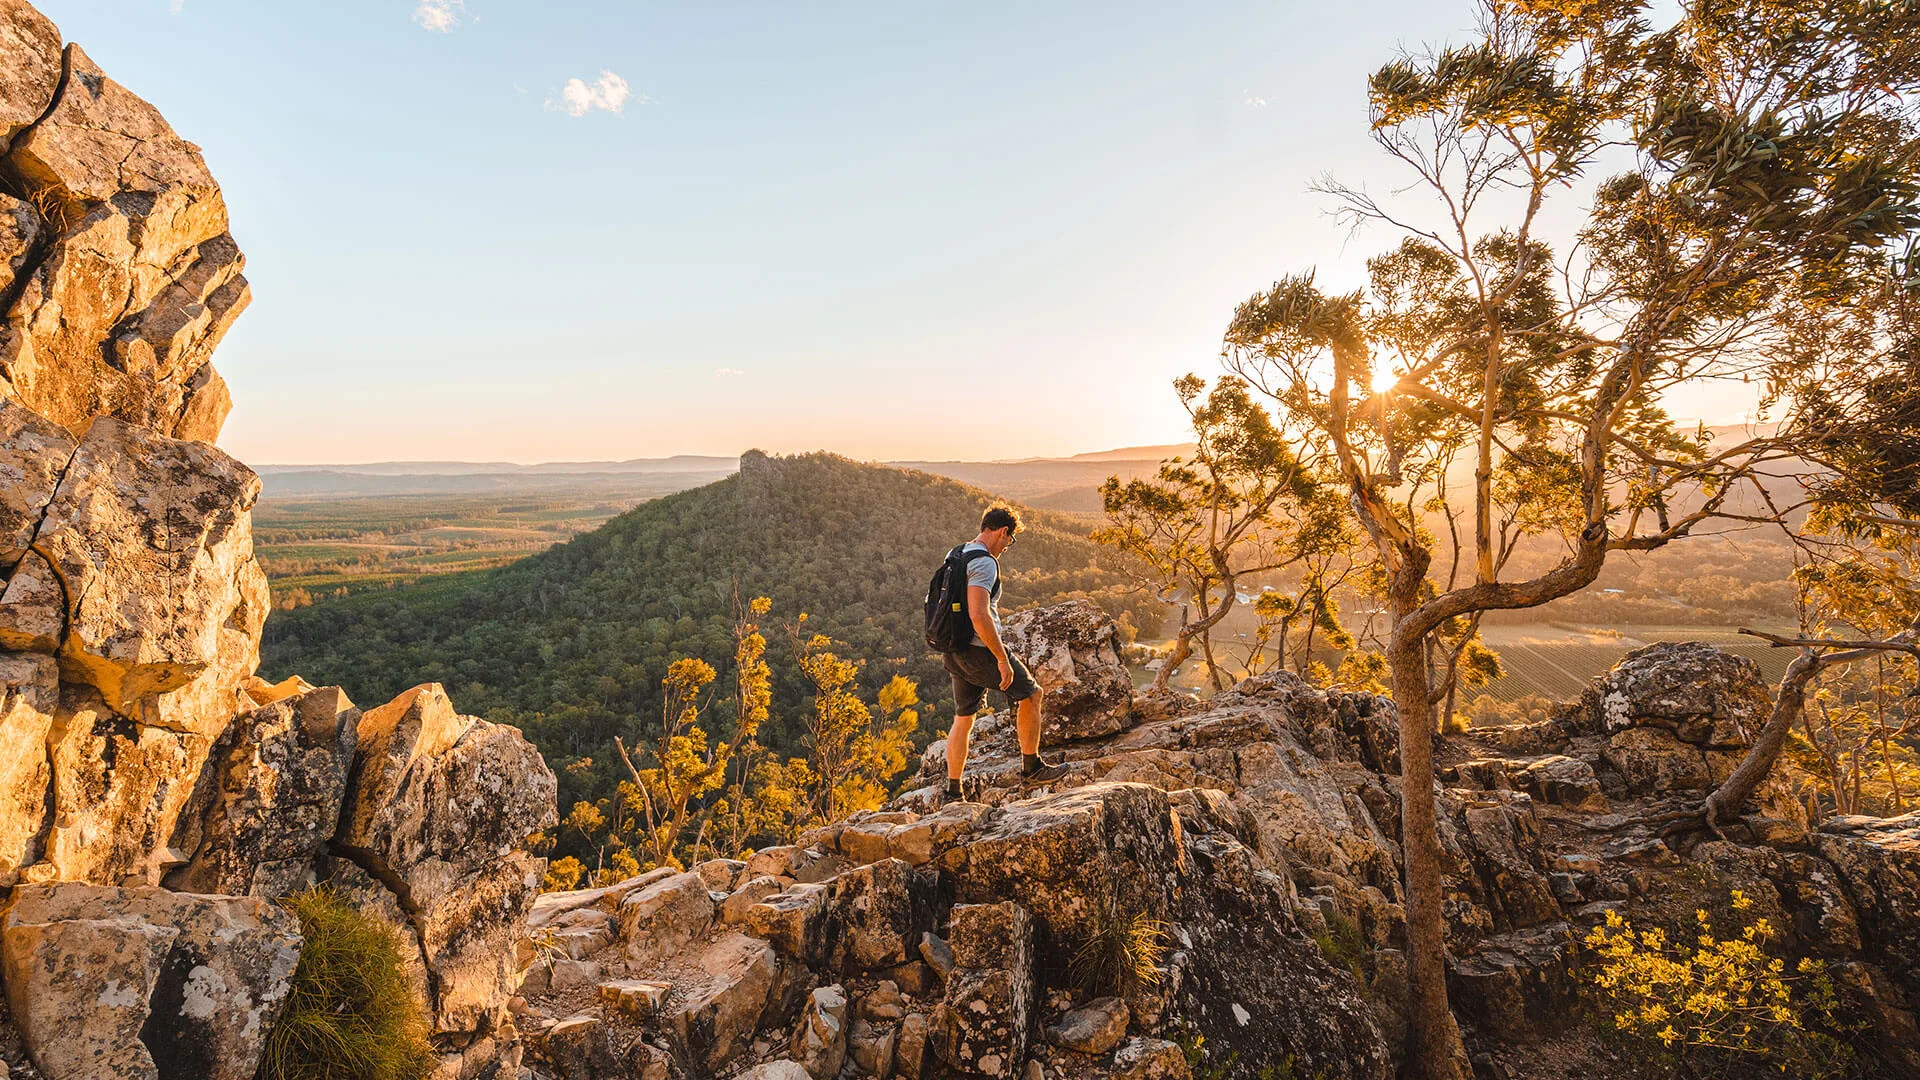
left=925, top=544, right=996, bottom=652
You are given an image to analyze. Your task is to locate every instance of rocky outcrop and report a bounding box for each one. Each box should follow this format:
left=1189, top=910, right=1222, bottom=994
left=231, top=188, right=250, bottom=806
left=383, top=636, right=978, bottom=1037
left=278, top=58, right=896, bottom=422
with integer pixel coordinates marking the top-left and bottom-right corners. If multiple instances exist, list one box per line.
left=2, top=883, right=302, bottom=1080
left=1001, top=599, right=1133, bottom=742
left=0, top=8, right=558, bottom=1079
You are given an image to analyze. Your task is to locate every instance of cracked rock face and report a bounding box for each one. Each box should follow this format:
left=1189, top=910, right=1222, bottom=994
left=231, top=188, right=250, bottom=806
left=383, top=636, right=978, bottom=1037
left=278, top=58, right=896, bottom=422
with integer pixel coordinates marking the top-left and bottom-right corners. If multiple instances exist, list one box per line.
left=1002, top=598, right=1134, bottom=743
left=0, top=30, right=247, bottom=444
left=0, top=10, right=557, bottom=1079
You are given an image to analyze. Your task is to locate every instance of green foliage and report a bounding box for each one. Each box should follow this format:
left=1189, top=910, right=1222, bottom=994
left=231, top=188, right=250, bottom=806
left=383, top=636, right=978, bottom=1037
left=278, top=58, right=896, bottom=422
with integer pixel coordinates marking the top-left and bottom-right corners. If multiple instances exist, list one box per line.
left=1069, top=898, right=1169, bottom=998
left=1582, top=890, right=1856, bottom=1079
left=262, top=887, right=435, bottom=1080
left=1312, top=911, right=1368, bottom=982
left=1176, top=1024, right=1304, bottom=1080
left=262, top=454, right=1155, bottom=866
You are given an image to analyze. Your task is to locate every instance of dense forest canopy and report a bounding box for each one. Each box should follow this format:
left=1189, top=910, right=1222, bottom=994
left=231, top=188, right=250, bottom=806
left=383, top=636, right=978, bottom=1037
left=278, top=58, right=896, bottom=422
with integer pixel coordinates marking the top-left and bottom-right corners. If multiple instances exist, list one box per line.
left=261, top=451, right=1155, bottom=819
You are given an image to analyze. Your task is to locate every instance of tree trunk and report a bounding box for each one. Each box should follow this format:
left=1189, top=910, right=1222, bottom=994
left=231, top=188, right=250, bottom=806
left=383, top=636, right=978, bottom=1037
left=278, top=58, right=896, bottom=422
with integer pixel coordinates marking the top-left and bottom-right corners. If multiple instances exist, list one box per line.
left=1703, top=651, right=1822, bottom=830
left=1387, top=573, right=1464, bottom=1080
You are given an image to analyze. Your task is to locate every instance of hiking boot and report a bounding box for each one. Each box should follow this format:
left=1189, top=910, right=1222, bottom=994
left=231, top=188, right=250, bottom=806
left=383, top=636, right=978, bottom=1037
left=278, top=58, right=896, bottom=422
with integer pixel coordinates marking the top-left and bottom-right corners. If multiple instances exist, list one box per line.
left=1020, top=757, right=1070, bottom=784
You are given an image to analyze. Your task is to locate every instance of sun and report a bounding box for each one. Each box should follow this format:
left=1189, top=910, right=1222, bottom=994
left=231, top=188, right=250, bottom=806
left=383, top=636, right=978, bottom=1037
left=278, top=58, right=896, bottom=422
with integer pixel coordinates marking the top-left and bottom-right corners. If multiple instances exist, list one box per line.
left=1370, top=366, right=1400, bottom=394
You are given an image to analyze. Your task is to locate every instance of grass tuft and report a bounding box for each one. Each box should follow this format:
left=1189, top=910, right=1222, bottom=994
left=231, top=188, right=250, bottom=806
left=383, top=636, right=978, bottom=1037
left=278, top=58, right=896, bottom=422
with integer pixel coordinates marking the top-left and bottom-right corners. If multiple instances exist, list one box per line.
left=261, top=886, right=437, bottom=1080
left=1069, top=897, right=1169, bottom=997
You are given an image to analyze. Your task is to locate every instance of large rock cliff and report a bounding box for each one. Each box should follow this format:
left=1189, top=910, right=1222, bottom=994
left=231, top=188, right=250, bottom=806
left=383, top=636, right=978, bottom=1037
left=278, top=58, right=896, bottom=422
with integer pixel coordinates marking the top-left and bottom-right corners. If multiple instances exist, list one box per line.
left=0, top=4, right=557, bottom=1079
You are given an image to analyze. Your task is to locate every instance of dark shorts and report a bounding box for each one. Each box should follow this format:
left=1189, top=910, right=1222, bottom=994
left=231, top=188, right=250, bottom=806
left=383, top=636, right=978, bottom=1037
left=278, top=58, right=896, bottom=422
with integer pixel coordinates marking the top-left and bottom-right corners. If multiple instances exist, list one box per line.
left=944, top=645, right=1038, bottom=716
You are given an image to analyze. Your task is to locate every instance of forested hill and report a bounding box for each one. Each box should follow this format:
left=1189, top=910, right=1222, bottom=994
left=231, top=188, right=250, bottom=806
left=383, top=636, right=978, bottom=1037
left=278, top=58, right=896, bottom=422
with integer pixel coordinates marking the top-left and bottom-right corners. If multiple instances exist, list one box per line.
left=260, top=450, right=1154, bottom=812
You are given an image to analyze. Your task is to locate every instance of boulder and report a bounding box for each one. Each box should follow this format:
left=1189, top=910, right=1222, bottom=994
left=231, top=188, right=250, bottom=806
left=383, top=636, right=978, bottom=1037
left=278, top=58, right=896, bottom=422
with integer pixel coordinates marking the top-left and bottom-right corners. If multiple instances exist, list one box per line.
left=1110, top=1037, right=1192, bottom=1080
left=737, top=1062, right=813, bottom=1080
left=527, top=867, right=677, bottom=929
left=1, top=914, right=176, bottom=1080
left=0, top=416, right=266, bottom=719
left=164, top=685, right=359, bottom=897
left=789, top=983, right=848, bottom=1079
left=932, top=902, right=1033, bottom=1079
left=666, top=933, right=778, bottom=1073
left=895, top=1013, right=932, bottom=1079
left=828, top=858, right=931, bottom=972
left=848, top=1016, right=897, bottom=1077
left=544, top=1014, right=622, bottom=1080
left=695, top=856, right=746, bottom=891
left=1002, top=600, right=1133, bottom=742
left=2, top=883, right=302, bottom=1080
left=1515, top=755, right=1607, bottom=813
left=336, top=683, right=557, bottom=911
left=747, top=882, right=831, bottom=966
left=723, top=875, right=786, bottom=924
left=596, top=979, right=669, bottom=1021
left=619, top=870, right=714, bottom=964
left=1044, top=997, right=1129, bottom=1055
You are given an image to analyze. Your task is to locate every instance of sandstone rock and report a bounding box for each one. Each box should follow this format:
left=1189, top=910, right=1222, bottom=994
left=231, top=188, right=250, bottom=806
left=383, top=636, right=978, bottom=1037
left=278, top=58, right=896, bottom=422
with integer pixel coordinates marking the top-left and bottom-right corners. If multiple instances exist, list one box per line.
left=549, top=958, right=602, bottom=991
left=829, top=857, right=930, bottom=972
left=39, top=683, right=221, bottom=884
left=165, top=685, right=359, bottom=897
left=790, top=983, right=848, bottom=1079
left=597, top=979, right=669, bottom=1021
left=0, top=34, right=249, bottom=444
left=0, top=1, right=62, bottom=150
left=696, top=856, right=746, bottom=891
left=1044, top=996, right=1129, bottom=1055
left=0, top=417, right=266, bottom=718
left=895, top=1013, right=931, bottom=1079
left=3, top=883, right=301, bottom=1080
left=1515, top=755, right=1607, bottom=813
left=0, top=651, right=55, bottom=884
left=528, top=867, right=677, bottom=929
left=1002, top=599, right=1133, bottom=742
left=619, top=870, right=713, bottom=964
left=1588, top=642, right=1771, bottom=745
left=933, top=902, right=1033, bottom=1079
left=418, top=852, right=545, bottom=1036
left=1110, top=1037, right=1191, bottom=1080
left=0, top=401, right=74, bottom=572
left=337, top=683, right=557, bottom=910
left=544, top=1014, right=621, bottom=1080
left=747, top=882, right=831, bottom=965
left=920, top=931, right=954, bottom=979
left=625, top=1039, right=673, bottom=1080
left=666, top=933, right=778, bottom=1073
left=724, top=875, right=786, bottom=924
left=848, top=1016, right=897, bottom=1077
left=0, top=913, right=176, bottom=1080
left=1445, top=924, right=1578, bottom=1040
left=736, top=1062, right=812, bottom=1080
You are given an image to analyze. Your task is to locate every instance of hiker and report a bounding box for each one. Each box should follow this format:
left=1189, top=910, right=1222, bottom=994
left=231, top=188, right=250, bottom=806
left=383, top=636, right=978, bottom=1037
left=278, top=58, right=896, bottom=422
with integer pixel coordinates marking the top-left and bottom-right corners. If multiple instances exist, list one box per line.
left=930, top=506, right=1068, bottom=801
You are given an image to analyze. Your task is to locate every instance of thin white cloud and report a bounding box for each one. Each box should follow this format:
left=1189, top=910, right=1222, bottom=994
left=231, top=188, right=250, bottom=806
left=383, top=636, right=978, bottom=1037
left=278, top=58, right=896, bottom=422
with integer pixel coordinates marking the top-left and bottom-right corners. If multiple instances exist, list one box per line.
left=549, top=71, right=637, bottom=117
left=1244, top=91, right=1268, bottom=107
left=170, top=0, right=184, bottom=13
left=414, top=0, right=465, bottom=33
left=714, top=367, right=745, bottom=378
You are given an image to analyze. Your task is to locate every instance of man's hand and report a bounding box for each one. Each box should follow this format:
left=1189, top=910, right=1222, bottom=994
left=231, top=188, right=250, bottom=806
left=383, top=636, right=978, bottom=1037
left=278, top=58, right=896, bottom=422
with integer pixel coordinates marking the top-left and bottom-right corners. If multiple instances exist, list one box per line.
left=997, top=656, right=1015, bottom=691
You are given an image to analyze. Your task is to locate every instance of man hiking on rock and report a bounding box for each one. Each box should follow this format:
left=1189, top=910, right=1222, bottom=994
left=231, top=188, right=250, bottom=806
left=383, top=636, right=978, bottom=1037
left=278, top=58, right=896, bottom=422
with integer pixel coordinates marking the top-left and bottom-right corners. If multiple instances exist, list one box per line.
left=938, top=506, right=1068, bottom=801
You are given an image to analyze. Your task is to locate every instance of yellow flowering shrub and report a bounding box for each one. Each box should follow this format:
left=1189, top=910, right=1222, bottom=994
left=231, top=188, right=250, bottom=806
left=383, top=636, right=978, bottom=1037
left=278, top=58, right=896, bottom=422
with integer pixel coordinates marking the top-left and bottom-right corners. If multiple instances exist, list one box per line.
left=1582, top=890, right=1854, bottom=1078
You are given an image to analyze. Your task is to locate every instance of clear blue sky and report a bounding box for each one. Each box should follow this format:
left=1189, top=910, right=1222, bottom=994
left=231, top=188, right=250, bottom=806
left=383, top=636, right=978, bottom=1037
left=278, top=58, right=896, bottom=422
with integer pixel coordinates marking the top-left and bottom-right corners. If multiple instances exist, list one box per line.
left=39, top=1, right=1650, bottom=464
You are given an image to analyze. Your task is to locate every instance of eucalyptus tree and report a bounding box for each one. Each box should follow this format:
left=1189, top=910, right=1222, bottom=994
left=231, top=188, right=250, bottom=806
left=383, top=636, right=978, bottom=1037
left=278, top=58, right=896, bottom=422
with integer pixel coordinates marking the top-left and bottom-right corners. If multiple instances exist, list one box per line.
left=1219, top=2, right=1920, bottom=1075
left=1094, top=374, right=1343, bottom=691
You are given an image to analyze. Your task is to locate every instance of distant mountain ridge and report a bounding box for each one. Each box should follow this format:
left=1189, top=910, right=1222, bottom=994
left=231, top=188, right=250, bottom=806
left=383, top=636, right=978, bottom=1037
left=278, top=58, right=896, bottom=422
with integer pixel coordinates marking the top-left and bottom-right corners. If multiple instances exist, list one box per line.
left=255, top=454, right=739, bottom=476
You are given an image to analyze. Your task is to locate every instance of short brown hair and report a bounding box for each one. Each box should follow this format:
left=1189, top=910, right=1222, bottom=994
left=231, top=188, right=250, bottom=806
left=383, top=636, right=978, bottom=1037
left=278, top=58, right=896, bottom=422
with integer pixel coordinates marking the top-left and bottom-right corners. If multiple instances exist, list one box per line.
left=981, top=505, right=1020, bottom=534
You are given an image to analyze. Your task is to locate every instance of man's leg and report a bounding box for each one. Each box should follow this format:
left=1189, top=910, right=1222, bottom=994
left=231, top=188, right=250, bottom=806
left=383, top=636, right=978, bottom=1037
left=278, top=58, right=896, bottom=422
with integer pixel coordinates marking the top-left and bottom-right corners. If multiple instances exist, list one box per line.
left=948, top=712, right=976, bottom=790
left=1013, top=689, right=1042, bottom=756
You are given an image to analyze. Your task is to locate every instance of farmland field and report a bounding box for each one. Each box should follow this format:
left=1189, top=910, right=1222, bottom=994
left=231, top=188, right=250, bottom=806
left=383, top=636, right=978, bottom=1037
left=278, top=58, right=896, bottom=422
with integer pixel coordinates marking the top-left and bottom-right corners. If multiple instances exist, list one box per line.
left=1471, top=624, right=1798, bottom=703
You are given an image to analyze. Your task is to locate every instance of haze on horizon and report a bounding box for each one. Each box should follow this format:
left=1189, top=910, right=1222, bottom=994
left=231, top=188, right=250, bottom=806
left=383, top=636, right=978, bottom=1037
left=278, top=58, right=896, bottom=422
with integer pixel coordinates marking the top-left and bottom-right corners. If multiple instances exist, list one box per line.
left=45, top=0, right=1759, bottom=466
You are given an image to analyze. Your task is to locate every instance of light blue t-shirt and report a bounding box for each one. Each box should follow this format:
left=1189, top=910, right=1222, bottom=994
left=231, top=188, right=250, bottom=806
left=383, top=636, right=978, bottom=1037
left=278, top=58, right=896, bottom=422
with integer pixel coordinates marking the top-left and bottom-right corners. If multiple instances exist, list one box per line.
left=962, top=542, right=1000, bottom=646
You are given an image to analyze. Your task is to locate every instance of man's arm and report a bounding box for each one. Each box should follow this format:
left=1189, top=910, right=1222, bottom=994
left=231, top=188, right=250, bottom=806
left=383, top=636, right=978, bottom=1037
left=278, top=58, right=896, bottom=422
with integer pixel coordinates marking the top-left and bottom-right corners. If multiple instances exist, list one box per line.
left=968, top=584, right=1015, bottom=690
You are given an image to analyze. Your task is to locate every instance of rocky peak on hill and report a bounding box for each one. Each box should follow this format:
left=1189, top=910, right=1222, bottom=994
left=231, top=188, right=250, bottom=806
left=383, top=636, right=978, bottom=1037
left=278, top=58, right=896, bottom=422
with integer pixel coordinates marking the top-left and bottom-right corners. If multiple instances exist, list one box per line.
left=502, top=610, right=1920, bottom=1080
left=0, top=4, right=557, bottom=1079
